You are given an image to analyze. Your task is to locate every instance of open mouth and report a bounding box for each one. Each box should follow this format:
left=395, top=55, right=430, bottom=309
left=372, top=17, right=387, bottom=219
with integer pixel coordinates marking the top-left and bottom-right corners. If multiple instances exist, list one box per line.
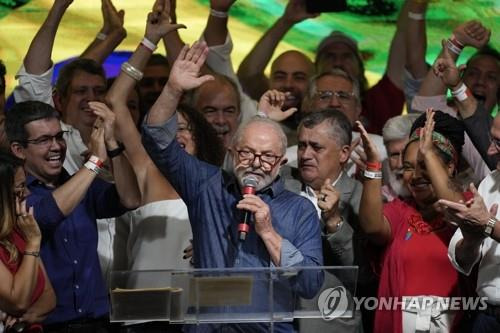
left=46, top=154, right=63, bottom=167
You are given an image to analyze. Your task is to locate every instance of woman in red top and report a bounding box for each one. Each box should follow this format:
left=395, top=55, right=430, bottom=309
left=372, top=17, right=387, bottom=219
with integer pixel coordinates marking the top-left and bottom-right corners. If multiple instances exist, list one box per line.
left=358, top=109, right=467, bottom=333
left=0, top=151, right=55, bottom=331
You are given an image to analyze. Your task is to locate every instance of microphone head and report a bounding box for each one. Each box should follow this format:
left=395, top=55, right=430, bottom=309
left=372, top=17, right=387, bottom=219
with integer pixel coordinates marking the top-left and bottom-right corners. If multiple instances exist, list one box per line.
left=243, top=176, right=258, bottom=188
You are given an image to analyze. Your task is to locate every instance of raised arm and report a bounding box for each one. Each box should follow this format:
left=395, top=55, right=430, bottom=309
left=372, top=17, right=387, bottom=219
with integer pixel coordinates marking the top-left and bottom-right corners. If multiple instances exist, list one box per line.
left=146, top=42, right=214, bottom=126
left=23, top=0, right=73, bottom=74
left=162, top=0, right=188, bottom=68
left=106, top=1, right=184, bottom=198
left=384, top=0, right=411, bottom=89
left=203, top=0, right=235, bottom=47
left=418, top=20, right=491, bottom=96
left=357, top=122, right=392, bottom=246
left=405, top=0, right=429, bottom=80
left=418, top=109, right=464, bottom=202
left=237, top=0, right=317, bottom=99
left=80, top=0, right=127, bottom=64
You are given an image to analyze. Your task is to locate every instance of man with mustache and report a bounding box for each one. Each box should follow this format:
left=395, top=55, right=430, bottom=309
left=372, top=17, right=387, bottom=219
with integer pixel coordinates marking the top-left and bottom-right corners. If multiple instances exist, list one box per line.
left=142, top=41, right=323, bottom=333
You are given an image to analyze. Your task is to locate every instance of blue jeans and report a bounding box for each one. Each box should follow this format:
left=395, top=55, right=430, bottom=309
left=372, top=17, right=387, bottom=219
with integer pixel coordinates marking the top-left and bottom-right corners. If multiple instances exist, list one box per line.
left=472, top=312, right=500, bottom=333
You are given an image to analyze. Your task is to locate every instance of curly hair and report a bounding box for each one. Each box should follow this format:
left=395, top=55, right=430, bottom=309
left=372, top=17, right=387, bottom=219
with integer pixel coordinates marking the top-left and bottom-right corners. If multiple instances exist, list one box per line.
left=409, top=111, right=465, bottom=165
left=177, top=104, right=225, bottom=166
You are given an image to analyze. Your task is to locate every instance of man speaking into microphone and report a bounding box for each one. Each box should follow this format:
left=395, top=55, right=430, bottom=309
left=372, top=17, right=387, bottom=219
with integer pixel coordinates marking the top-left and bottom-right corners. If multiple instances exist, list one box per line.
left=141, top=42, right=323, bottom=332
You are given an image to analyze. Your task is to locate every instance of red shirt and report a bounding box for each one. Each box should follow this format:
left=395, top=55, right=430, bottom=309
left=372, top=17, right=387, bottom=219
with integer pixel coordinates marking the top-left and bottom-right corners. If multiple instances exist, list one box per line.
left=361, top=74, right=405, bottom=135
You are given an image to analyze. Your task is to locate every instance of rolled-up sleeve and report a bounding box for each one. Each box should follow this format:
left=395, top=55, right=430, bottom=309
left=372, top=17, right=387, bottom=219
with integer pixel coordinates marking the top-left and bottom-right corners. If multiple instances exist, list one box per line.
left=13, top=65, right=54, bottom=106
left=280, top=239, right=305, bottom=267
left=448, top=228, right=482, bottom=276
left=142, top=113, right=178, bottom=150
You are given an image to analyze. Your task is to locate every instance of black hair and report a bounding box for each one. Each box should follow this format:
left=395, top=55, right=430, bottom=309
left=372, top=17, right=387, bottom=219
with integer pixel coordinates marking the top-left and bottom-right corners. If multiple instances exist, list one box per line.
left=0, top=60, right=6, bottom=94
left=409, top=110, right=465, bottom=164
left=177, top=104, right=225, bottom=166
left=5, top=101, right=60, bottom=145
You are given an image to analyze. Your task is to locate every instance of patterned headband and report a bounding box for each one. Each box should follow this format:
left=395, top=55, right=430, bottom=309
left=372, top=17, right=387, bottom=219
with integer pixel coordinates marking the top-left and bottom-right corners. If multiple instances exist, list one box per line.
left=408, top=127, right=458, bottom=165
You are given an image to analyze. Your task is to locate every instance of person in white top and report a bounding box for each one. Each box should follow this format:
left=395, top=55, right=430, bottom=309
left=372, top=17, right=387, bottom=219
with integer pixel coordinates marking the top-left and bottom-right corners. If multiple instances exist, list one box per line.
left=443, top=114, right=500, bottom=333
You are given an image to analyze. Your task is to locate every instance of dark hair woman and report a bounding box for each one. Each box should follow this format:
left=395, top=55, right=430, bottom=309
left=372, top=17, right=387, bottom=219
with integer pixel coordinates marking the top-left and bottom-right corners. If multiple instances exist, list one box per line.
left=0, top=150, right=55, bottom=332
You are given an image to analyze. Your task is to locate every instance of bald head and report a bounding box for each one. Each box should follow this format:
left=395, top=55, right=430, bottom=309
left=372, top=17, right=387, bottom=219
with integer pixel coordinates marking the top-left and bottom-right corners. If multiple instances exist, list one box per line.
left=270, top=50, right=314, bottom=110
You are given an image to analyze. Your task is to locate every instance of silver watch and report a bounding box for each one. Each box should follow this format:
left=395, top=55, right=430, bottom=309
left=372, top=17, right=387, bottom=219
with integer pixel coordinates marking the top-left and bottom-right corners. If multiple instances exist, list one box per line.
left=483, top=217, right=498, bottom=237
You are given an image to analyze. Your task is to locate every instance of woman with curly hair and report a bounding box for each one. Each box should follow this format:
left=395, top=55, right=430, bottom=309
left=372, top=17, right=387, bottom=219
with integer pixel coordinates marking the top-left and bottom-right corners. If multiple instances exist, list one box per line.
left=0, top=150, right=55, bottom=332
left=358, top=109, right=468, bottom=332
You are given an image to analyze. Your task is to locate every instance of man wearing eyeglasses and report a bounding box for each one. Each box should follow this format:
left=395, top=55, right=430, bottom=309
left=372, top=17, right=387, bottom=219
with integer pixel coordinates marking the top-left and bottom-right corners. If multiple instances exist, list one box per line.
left=286, top=69, right=387, bottom=175
left=5, top=100, right=140, bottom=331
left=143, top=42, right=323, bottom=332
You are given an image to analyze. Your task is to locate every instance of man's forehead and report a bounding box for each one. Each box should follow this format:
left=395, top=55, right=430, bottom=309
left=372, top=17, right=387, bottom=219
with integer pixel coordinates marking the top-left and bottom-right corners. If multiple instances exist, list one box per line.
left=316, top=75, right=352, bottom=89
left=25, top=117, right=61, bottom=135
left=70, top=71, right=106, bottom=86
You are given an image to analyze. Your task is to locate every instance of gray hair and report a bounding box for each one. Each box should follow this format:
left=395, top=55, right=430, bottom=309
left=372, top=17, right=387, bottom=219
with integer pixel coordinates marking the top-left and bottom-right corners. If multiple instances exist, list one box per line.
left=299, top=109, right=352, bottom=147
left=231, top=117, right=288, bottom=155
left=382, top=114, right=420, bottom=143
left=307, top=68, right=361, bottom=103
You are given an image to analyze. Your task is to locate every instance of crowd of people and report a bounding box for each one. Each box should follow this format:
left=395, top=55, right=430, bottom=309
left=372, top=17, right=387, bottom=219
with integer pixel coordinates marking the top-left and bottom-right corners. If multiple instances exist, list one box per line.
left=0, top=0, right=498, bottom=332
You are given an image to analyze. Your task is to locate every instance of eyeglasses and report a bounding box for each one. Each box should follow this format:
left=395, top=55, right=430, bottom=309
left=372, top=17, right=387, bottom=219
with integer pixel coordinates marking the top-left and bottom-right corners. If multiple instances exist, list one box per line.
left=236, top=149, right=282, bottom=169
left=490, top=134, right=500, bottom=150
left=25, top=131, right=68, bottom=147
left=314, top=90, right=355, bottom=104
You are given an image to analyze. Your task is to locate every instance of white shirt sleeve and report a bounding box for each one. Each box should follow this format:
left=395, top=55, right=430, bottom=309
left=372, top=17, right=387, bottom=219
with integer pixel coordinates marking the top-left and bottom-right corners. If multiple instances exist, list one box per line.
left=448, top=228, right=482, bottom=276
left=13, top=64, right=55, bottom=106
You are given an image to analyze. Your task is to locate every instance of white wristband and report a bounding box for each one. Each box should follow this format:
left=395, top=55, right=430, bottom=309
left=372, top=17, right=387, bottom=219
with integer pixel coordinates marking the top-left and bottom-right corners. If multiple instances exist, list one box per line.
left=96, top=32, right=107, bottom=41
left=408, top=12, right=425, bottom=20
left=446, top=36, right=464, bottom=56
left=141, top=37, right=158, bottom=52
left=210, top=8, right=228, bottom=18
left=363, top=170, right=383, bottom=180
left=256, top=110, right=268, bottom=118
left=84, top=161, right=101, bottom=174
left=451, top=82, right=471, bottom=102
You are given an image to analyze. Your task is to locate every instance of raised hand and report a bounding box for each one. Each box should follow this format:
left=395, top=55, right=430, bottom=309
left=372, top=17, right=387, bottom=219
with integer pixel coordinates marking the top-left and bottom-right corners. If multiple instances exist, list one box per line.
left=101, top=0, right=126, bottom=35
left=88, top=118, right=108, bottom=163
left=349, top=137, right=367, bottom=171
left=453, top=20, right=491, bottom=49
left=418, top=108, right=435, bottom=157
left=167, top=42, right=214, bottom=93
left=15, top=198, right=41, bottom=249
left=146, top=0, right=186, bottom=43
left=433, top=40, right=465, bottom=88
left=88, top=102, right=117, bottom=148
left=282, top=0, right=319, bottom=25
left=210, top=0, right=236, bottom=12
left=355, top=121, right=381, bottom=163
left=317, top=178, right=342, bottom=232
left=258, top=90, right=297, bottom=122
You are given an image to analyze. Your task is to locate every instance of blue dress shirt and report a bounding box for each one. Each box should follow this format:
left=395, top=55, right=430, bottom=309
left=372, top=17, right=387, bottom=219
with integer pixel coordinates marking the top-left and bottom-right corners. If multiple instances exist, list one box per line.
left=142, top=114, right=324, bottom=332
left=26, top=170, right=128, bottom=324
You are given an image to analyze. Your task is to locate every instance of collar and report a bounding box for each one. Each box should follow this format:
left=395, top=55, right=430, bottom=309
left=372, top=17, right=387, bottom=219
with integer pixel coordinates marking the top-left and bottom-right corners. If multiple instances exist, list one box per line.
left=26, top=169, right=71, bottom=188
left=302, top=171, right=344, bottom=200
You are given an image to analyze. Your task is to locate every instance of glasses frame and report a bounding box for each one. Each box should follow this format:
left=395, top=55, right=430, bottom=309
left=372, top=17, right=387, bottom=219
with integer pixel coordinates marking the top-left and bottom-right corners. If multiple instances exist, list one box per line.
left=236, top=149, right=283, bottom=170
left=24, top=130, right=68, bottom=147
left=314, top=90, right=356, bottom=104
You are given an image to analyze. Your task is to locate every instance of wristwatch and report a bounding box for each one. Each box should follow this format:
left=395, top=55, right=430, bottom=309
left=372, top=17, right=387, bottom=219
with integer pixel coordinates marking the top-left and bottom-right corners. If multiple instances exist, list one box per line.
left=107, top=142, right=125, bottom=159
left=483, top=217, right=498, bottom=237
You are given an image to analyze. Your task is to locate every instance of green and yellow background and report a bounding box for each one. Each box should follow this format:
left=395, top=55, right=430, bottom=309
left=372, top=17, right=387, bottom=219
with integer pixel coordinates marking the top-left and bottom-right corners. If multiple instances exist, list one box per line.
left=0, top=0, right=498, bottom=96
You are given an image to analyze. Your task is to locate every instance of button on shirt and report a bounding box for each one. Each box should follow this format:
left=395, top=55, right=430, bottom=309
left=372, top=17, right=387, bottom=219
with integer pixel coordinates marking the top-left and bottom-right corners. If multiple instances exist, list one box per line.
left=142, top=114, right=324, bottom=332
left=26, top=170, right=129, bottom=324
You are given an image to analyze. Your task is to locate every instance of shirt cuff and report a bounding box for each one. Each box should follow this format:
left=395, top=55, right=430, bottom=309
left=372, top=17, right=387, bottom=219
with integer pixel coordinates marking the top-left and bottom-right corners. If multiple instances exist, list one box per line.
left=447, top=228, right=482, bottom=276
left=142, top=112, right=178, bottom=150
left=279, top=238, right=304, bottom=267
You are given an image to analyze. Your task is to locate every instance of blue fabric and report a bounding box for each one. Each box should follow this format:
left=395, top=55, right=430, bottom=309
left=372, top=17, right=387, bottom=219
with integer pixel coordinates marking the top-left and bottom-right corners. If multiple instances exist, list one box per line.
left=26, top=170, right=128, bottom=324
left=142, top=115, right=324, bottom=333
left=472, top=312, right=500, bottom=333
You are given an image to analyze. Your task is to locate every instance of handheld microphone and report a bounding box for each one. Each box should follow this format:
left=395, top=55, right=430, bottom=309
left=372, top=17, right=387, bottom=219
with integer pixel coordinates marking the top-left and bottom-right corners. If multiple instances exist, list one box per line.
left=238, top=176, right=258, bottom=241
